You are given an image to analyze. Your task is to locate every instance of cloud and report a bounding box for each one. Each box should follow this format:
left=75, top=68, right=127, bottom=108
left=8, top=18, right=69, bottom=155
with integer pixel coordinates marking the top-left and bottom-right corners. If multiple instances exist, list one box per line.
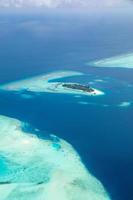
left=0, top=0, right=131, bottom=8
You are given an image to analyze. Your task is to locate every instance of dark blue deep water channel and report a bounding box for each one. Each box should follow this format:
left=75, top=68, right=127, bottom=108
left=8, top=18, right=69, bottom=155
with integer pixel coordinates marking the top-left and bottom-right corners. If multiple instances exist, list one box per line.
left=0, top=8, right=133, bottom=200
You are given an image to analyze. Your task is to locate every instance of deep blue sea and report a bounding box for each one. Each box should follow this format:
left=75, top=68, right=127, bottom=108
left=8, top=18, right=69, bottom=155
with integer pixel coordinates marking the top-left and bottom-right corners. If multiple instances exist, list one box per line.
left=0, top=8, right=133, bottom=200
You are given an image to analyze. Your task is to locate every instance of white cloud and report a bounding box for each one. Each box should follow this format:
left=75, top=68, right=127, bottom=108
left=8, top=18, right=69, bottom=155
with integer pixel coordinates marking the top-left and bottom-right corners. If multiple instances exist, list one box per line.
left=0, top=0, right=131, bottom=8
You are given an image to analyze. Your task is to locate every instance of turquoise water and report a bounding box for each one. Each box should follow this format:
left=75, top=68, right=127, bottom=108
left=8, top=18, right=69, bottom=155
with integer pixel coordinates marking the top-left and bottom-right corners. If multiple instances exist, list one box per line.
left=89, top=53, right=133, bottom=68
left=0, top=9, right=133, bottom=199
left=0, top=157, right=8, bottom=176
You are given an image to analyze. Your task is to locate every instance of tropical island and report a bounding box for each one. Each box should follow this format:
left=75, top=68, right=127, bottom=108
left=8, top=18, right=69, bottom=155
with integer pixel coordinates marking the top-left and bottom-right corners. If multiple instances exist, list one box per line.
left=62, top=83, right=97, bottom=95
left=0, top=71, right=104, bottom=96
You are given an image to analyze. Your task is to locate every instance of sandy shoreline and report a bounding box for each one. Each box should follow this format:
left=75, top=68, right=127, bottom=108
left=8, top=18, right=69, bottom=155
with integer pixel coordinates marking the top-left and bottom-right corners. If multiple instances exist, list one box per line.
left=0, top=71, right=104, bottom=96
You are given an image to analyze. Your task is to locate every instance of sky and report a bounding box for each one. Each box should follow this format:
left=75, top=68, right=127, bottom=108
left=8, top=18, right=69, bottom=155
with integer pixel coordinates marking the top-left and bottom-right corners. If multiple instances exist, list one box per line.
left=0, top=0, right=131, bottom=8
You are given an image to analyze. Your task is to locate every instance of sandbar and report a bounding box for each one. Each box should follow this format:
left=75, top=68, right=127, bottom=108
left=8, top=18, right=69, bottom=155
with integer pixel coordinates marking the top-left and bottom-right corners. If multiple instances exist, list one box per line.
left=0, top=71, right=104, bottom=96
left=89, top=53, right=133, bottom=68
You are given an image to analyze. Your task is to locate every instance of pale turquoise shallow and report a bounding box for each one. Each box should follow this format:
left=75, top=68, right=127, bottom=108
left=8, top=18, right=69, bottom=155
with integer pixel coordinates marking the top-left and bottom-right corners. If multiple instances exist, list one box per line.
left=89, top=53, right=133, bottom=68
left=0, top=115, right=111, bottom=200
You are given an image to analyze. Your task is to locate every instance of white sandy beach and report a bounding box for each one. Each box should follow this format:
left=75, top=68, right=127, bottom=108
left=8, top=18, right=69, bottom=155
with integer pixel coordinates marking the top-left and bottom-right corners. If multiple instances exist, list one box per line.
left=0, top=71, right=104, bottom=96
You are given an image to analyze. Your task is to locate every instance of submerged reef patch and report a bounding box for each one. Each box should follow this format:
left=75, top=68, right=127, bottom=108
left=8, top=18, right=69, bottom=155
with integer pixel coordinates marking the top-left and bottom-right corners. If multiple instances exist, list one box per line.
left=118, top=101, right=132, bottom=108
left=0, top=115, right=111, bottom=200
left=89, top=53, right=133, bottom=68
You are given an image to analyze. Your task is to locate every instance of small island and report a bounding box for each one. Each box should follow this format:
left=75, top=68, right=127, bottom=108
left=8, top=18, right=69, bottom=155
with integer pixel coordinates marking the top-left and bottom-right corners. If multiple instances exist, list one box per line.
left=62, top=83, right=97, bottom=95
left=0, top=71, right=104, bottom=96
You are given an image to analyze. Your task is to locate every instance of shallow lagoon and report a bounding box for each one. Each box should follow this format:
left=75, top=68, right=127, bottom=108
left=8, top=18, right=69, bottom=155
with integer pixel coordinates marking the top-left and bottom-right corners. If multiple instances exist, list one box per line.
left=0, top=115, right=111, bottom=200
left=0, top=9, right=133, bottom=200
left=89, top=53, right=133, bottom=69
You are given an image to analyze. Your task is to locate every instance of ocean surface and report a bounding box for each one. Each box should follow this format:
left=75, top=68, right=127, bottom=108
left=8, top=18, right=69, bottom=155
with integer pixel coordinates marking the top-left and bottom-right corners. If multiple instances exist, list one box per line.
left=0, top=8, right=133, bottom=200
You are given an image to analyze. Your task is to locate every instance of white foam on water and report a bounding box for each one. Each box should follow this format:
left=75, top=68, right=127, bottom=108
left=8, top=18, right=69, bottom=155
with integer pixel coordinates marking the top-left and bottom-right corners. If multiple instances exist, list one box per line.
left=0, top=115, right=111, bottom=200
left=0, top=71, right=104, bottom=96
left=89, top=53, right=133, bottom=68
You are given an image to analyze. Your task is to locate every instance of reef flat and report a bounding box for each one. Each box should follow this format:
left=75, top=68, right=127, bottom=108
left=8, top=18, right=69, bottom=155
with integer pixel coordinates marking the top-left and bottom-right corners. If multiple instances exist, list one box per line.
left=89, top=53, right=133, bottom=68
left=0, top=115, right=111, bottom=200
left=0, top=71, right=104, bottom=96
